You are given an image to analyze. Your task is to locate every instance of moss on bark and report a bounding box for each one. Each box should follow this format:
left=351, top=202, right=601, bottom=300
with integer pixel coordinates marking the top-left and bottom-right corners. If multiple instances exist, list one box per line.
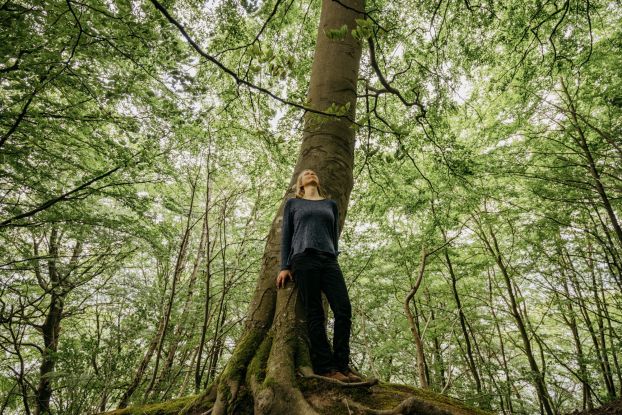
left=100, top=395, right=197, bottom=415
left=246, top=331, right=273, bottom=385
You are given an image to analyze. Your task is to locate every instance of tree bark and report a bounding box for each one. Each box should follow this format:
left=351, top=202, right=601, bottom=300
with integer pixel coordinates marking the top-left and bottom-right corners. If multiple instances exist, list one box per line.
left=195, top=141, right=215, bottom=392
left=557, top=271, right=593, bottom=410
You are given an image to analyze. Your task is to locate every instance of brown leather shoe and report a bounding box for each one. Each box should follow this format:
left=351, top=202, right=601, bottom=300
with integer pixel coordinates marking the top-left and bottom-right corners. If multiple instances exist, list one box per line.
left=343, top=369, right=363, bottom=382
left=318, top=369, right=349, bottom=382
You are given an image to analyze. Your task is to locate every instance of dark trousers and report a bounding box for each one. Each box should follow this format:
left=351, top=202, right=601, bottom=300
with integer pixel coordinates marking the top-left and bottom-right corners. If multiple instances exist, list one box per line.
left=291, top=249, right=352, bottom=373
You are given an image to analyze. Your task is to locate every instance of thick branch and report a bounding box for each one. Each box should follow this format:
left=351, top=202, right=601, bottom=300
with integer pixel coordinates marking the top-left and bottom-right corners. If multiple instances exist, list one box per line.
left=0, top=165, right=122, bottom=228
left=149, top=0, right=353, bottom=121
left=367, top=37, right=425, bottom=116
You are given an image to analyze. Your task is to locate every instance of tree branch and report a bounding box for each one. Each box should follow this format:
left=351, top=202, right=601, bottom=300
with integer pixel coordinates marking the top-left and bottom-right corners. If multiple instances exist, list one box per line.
left=149, top=0, right=352, bottom=121
left=367, top=37, right=426, bottom=117
left=0, top=166, right=122, bottom=228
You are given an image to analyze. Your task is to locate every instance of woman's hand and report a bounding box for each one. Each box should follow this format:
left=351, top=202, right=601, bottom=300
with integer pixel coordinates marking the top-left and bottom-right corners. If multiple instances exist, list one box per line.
left=276, top=269, right=293, bottom=289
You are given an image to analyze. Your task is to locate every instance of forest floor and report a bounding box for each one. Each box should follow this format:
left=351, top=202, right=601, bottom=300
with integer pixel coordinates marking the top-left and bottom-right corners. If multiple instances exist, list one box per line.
left=103, top=379, right=492, bottom=415
left=569, top=399, right=622, bottom=415
left=102, top=381, right=622, bottom=414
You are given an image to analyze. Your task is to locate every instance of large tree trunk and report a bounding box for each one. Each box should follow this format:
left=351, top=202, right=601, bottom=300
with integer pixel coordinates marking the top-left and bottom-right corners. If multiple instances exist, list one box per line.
left=199, top=1, right=365, bottom=413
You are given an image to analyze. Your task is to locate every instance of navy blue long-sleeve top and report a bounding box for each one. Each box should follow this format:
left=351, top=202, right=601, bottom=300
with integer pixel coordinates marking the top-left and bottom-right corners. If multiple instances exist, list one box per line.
left=280, top=197, right=340, bottom=270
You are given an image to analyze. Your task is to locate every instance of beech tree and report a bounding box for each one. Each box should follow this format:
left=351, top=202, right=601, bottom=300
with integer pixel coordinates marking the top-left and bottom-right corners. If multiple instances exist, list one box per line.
left=177, top=1, right=398, bottom=413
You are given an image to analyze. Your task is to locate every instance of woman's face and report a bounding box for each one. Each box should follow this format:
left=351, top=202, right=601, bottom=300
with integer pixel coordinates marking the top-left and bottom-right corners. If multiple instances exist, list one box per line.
left=300, top=170, right=319, bottom=187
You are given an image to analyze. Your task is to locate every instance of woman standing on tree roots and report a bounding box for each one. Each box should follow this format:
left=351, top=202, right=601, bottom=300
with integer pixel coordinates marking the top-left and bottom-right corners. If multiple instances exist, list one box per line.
left=276, top=169, right=362, bottom=383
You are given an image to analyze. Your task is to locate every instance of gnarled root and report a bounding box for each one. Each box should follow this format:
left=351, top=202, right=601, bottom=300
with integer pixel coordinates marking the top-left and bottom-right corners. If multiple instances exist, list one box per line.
left=210, top=322, right=268, bottom=415
left=252, top=285, right=320, bottom=415
left=180, top=379, right=218, bottom=415
left=256, top=381, right=319, bottom=415
left=299, top=369, right=378, bottom=388
left=343, top=395, right=454, bottom=415
left=211, top=379, right=240, bottom=415
left=196, top=283, right=392, bottom=415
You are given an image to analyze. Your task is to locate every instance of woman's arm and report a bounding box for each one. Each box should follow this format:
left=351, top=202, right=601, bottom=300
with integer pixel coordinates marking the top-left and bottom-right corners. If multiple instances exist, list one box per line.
left=333, top=201, right=340, bottom=257
left=280, top=199, right=294, bottom=270
left=277, top=199, right=294, bottom=289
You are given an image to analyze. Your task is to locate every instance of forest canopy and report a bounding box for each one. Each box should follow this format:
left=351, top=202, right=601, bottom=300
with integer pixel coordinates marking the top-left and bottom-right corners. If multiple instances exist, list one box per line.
left=1, top=0, right=621, bottom=414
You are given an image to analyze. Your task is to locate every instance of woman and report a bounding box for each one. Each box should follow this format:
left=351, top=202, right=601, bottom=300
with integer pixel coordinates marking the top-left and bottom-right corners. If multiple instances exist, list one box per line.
left=276, top=169, right=362, bottom=383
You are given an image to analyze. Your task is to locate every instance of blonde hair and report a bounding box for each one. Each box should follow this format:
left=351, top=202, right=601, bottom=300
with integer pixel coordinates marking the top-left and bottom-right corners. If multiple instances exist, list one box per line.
left=293, top=169, right=330, bottom=199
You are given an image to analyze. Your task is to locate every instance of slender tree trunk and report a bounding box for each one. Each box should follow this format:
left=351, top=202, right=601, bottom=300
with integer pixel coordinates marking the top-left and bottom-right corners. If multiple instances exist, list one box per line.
left=180, top=344, right=199, bottom=397
left=117, top=314, right=162, bottom=409
left=487, top=269, right=516, bottom=415
left=415, top=298, right=432, bottom=387
left=151, top=173, right=206, bottom=398
left=204, top=201, right=235, bottom=386
left=195, top=259, right=214, bottom=391
left=35, top=293, right=63, bottom=415
left=561, top=78, right=622, bottom=249
left=117, top=257, right=175, bottom=409
left=404, top=247, right=429, bottom=389
left=143, top=185, right=197, bottom=400
left=94, top=308, right=111, bottom=413
left=602, top=295, right=622, bottom=397
left=424, top=288, right=445, bottom=390
left=206, top=303, right=228, bottom=386
left=588, top=208, right=622, bottom=292
left=556, top=263, right=593, bottom=410
left=443, top=245, right=482, bottom=396
left=7, top=322, right=31, bottom=415
left=588, top=245, right=617, bottom=399
left=564, top=243, right=617, bottom=400
left=195, top=140, right=215, bottom=392
left=35, top=229, right=84, bottom=415
left=476, top=220, right=555, bottom=415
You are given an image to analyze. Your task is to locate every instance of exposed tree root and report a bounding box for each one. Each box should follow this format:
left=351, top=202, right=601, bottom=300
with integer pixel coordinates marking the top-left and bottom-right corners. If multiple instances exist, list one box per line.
left=171, top=274, right=484, bottom=415
left=179, top=380, right=217, bottom=415
left=250, top=285, right=320, bottom=414
left=124, top=279, right=485, bottom=415
left=192, top=278, right=384, bottom=415
left=211, top=378, right=240, bottom=415
left=100, top=374, right=488, bottom=415
left=300, top=370, right=379, bottom=388
left=343, top=395, right=454, bottom=415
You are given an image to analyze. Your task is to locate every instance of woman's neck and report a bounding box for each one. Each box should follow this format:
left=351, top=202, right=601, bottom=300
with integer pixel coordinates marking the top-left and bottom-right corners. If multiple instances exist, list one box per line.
left=302, top=185, right=322, bottom=199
